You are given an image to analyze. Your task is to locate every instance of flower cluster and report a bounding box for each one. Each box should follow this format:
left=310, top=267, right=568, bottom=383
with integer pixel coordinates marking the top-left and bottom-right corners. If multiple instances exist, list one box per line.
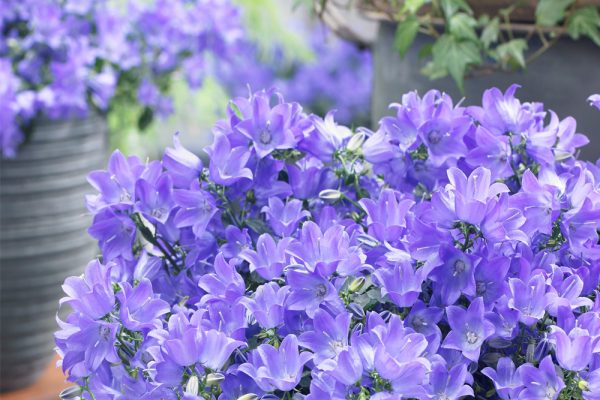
left=217, top=27, right=372, bottom=126
left=0, top=0, right=242, bottom=157
left=57, top=87, right=600, bottom=400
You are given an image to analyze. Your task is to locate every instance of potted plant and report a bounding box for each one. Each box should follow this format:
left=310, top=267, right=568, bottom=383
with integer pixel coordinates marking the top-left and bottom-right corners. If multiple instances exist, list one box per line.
left=0, top=0, right=242, bottom=391
left=55, top=86, right=600, bottom=399
left=318, top=0, right=600, bottom=159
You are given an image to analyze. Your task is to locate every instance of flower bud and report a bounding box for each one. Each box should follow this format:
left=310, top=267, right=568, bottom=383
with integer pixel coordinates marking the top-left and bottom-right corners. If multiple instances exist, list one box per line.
left=319, top=189, right=342, bottom=201
left=206, top=372, right=225, bottom=386
left=185, top=375, right=199, bottom=395
left=237, top=394, right=260, bottom=400
left=348, top=277, right=366, bottom=293
left=59, top=386, right=83, bottom=400
left=348, top=302, right=365, bottom=320
left=346, top=131, right=366, bottom=152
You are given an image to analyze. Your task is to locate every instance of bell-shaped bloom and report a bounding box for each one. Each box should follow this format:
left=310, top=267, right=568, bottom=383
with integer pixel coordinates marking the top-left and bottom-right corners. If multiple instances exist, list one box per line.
left=550, top=326, right=592, bottom=371
left=508, top=274, right=549, bottom=326
left=205, top=133, right=252, bottom=186
left=298, top=112, right=351, bottom=162
left=474, top=256, right=509, bottom=305
left=430, top=246, right=476, bottom=305
left=238, top=335, right=312, bottom=392
left=424, top=362, right=473, bottom=400
left=87, top=150, right=143, bottom=209
left=466, top=126, right=513, bottom=180
left=286, top=221, right=356, bottom=275
left=235, top=90, right=299, bottom=158
left=55, top=314, right=120, bottom=378
left=135, top=175, right=174, bottom=223
left=117, top=279, right=170, bottom=331
left=417, top=113, right=469, bottom=166
left=88, top=207, right=137, bottom=261
left=161, top=328, right=245, bottom=374
left=318, top=346, right=364, bottom=387
left=239, top=233, right=292, bottom=280
left=173, top=182, right=218, bottom=238
left=240, top=282, right=289, bottom=329
left=430, top=167, right=509, bottom=228
left=546, top=273, right=594, bottom=316
left=198, top=253, right=245, bottom=304
left=359, top=188, right=414, bottom=243
left=162, top=133, right=203, bottom=189
left=299, top=309, right=351, bottom=365
left=442, top=297, right=495, bottom=362
left=589, top=94, right=600, bottom=110
left=261, top=197, right=310, bottom=237
left=374, top=262, right=425, bottom=308
left=517, top=356, right=565, bottom=400
left=61, top=260, right=115, bottom=320
left=482, top=357, right=523, bottom=400
left=286, top=269, right=341, bottom=318
left=468, top=84, right=536, bottom=136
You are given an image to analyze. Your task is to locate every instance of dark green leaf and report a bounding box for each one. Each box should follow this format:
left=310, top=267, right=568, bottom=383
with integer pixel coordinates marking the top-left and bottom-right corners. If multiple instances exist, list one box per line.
left=481, top=17, right=500, bottom=48
left=567, top=6, right=600, bottom=46
left=137, top=107, right=154, bottom=131
left=394, top=15, right=420, bottom=57
left=494, top=38, right=528, bottom=69
left=418, top=43, right=434, bottom=58
left=431, top=34, right=481, bottom=92
left=449, top=13, right=478, bottom=41
left=535, top=0, right=574, bottom=27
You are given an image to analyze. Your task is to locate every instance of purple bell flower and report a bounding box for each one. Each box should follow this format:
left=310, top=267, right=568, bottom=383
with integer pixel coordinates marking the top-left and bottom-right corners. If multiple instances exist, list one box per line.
left=117, top=279, right=170, bottom=331
left=442, top=297, right=495, bottom=362
left=517, top=356, right=565, bottom=399
left=238, top=334, right=312, bottom=392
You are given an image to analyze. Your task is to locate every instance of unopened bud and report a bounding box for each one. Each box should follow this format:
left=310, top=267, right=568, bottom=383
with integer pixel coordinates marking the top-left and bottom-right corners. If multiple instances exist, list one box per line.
left=206, top=372, right=225, bottom=386
left=59, top=386, right=83, bottom=399
left=319, top=189, right=342, bottom=201
left=348, top=277, right=366, bottom=293
left=185, top=375, right=199, bottom=395
left=578, top=379, right=589, bottom=391
left=237, top=394, right=260, bottom=400
left=348, top=303, right=365, bottom=320
left=346, top=131, right=366, bottom=152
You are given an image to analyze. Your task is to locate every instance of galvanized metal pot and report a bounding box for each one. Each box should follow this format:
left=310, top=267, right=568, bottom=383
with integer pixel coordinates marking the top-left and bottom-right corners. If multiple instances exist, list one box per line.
left=0, top=113, right=106, bottom=392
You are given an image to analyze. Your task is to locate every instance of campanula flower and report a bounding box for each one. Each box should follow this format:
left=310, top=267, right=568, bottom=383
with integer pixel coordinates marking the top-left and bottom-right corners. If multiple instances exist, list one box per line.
left=442, top=297, right=495, bottom=362
left=238, top=335, right=312, bottom=392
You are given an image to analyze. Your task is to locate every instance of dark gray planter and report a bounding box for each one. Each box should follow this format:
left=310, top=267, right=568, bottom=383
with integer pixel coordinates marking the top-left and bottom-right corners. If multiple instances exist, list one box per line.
left=0, top=114, right=106, bottom=392
left=372, top=21, right=600, bottom=161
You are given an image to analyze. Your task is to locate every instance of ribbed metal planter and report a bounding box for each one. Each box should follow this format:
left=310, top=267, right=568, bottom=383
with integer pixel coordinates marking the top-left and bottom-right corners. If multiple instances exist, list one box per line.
left=372, top=23, right=600, bottom=161
left=0, top=114, right=106, bottom=392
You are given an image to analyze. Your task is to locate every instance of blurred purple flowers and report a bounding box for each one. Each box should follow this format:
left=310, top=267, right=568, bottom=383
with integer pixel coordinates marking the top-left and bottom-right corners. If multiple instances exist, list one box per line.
left=56, top=86, right=600, bottom=399
left=0, top=0, right=243, bottom=157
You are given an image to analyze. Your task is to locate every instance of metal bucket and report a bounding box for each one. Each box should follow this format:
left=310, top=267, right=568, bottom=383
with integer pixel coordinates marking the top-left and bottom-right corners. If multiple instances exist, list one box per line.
left=0, top=113, right=106, bottom=392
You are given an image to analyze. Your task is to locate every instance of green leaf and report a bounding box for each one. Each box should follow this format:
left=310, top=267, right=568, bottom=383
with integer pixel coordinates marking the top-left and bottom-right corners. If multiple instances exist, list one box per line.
left=567, top=6, right=600, bottom=46
left=481, top=17, right=500, bottom=48
left=394, top=16, right=420, bottom=57
left=431, top=34, right=482, bottom=92
left=402, top=0, right=428, bottom=14
left=535, top=0, right=574, bottom=27
left=418, top=43, right=434, bottom=58
left=449, top=13, right=478, bottom=41
left=440, top=0, right=472, bottom=19
left=494, top=38, right=528, bottom=69
left=137, top=107, right=154, bottom=131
